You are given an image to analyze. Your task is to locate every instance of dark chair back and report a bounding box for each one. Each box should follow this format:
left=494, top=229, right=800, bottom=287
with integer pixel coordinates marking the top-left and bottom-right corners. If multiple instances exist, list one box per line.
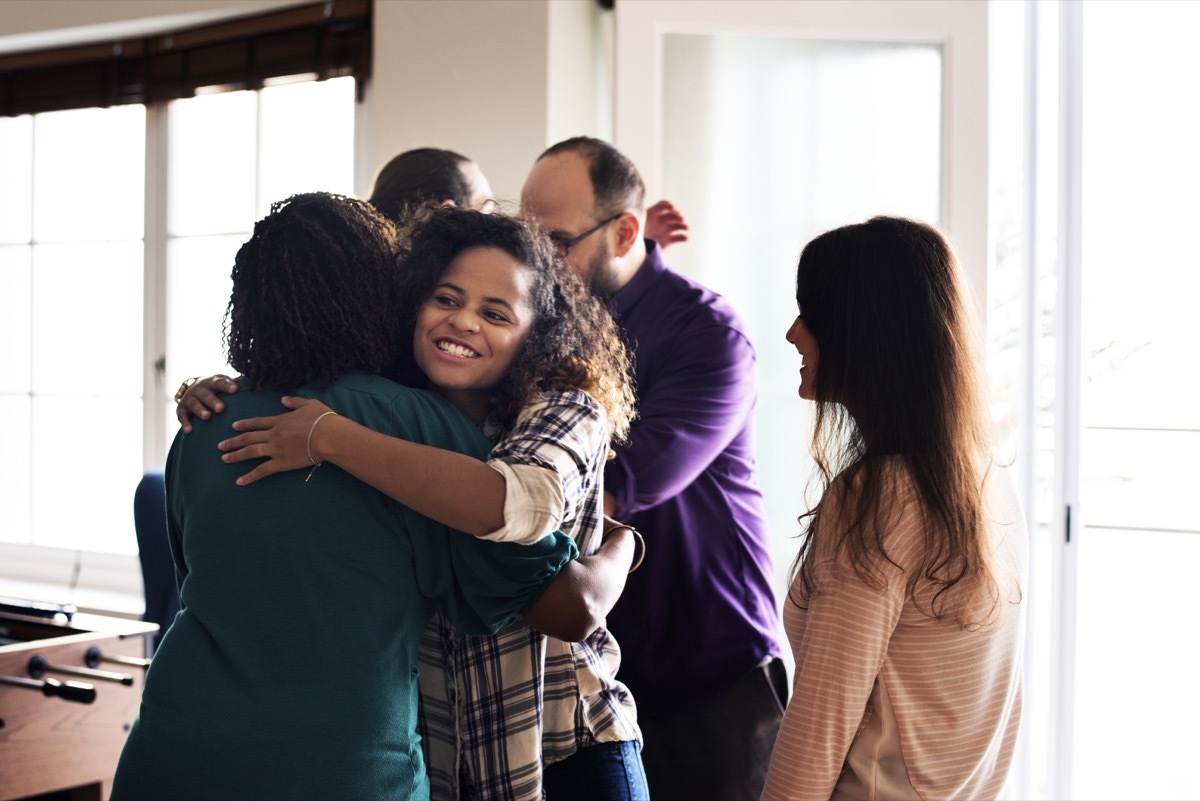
left=133, top=471, right=180, bottom=652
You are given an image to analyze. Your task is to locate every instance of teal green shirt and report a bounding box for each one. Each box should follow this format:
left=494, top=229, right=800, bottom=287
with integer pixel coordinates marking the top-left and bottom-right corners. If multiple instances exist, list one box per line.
left=112, top=372, right=576, bottom=801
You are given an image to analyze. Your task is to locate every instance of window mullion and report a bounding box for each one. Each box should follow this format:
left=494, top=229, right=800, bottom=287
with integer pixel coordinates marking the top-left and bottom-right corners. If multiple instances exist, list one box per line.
left=143, top=102, right=169, bottom=469
left=1050, top=2, right=1084, bottom=798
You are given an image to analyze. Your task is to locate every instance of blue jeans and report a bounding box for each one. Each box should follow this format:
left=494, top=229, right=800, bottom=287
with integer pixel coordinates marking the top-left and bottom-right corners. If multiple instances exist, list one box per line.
left=542, top=740, right=650, bottom=801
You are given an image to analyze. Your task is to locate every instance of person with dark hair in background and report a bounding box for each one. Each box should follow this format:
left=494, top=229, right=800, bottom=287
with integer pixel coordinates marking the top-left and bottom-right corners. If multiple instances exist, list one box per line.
left=521, top=137, right=787, bottom=801
left=368, top=147, right=497, bottom=216
left=110, top=193, right=577, bottom=801
left=762, top=217, right=1027, bottom=801
left=367, top=145, right=687, bottom=242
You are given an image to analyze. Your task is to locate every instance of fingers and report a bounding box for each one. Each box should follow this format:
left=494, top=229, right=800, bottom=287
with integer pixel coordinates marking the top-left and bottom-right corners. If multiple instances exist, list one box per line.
left=281, top=395, right=318, bottom=410
left=218, top=431, right=267, bottom=458
left=233, top=461, right=281, bottom=487
left=176, top=375, right=239, bottom=434
left=644, top=199, right=690, bottom=250
left=228, top=414, right=281, bottom=433
left=194, top=387, right=228, bottom=414
left=177, top=402, right=194, bottom=434
left=646, top=199, right=678, bottom=216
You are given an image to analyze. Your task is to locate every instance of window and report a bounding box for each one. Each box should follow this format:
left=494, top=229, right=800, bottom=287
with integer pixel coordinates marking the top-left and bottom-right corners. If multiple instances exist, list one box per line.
left=165, top=78, right=356, bottom=419
left=1073, top=2, right=1200, bottom=798
left=990, top=1, right=1200, bottom=797
left=0, top=105, right=146, bottom=557
left=0, top=76, right=355, bottom=604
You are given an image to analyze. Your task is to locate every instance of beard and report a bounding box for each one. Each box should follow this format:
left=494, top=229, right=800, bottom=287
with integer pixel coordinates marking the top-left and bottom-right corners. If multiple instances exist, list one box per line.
left=583, top=237, right=621, bottom=300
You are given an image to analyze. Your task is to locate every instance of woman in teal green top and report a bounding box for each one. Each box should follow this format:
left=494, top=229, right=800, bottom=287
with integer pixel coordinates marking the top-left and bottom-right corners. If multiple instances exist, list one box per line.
left=110, top=193, right=576, bottom=801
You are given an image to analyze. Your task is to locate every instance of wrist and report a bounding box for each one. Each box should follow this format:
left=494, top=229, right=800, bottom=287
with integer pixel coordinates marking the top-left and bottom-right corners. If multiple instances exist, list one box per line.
left=174, top=376, right=200, bottom=404
left=306, top=410, right=341, bottom=465
left=603, top=524, right=645, bottom=573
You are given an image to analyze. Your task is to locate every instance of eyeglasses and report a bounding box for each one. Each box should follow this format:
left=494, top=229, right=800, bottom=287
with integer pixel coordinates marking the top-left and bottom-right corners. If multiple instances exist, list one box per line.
left=548, top=213, right=622, bottom=258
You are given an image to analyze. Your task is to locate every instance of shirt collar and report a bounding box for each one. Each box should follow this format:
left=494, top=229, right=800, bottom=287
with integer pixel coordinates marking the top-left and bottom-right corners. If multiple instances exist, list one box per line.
left=606, top=239, right=665, bottom=321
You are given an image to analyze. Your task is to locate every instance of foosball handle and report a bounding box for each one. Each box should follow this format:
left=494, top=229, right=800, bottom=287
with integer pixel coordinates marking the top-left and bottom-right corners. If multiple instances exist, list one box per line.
left=41, top=676, right=98, bottom=704
left=0, top=673, right=98, bottom=704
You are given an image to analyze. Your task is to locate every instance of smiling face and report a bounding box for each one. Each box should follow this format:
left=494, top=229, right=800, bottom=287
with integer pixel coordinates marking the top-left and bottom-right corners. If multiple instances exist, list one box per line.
left=413, top=246, right=536, bottom=423
left=785, top=313, right=820, bottom=401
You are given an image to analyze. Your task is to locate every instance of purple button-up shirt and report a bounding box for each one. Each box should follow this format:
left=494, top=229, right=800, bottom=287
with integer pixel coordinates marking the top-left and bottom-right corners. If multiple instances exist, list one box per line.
left=604, top=241, right=784, bottom=716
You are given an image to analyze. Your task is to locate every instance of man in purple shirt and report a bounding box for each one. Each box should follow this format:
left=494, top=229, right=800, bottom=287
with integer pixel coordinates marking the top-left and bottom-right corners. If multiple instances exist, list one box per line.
left=522, top=137, right=786, bottom=801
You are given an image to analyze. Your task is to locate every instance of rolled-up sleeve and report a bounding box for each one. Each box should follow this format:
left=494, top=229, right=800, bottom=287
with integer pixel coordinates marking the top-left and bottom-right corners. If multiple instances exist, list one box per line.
left=482, top=390, right=607, bottom=545
left=481, top=461, right=564, bottom=544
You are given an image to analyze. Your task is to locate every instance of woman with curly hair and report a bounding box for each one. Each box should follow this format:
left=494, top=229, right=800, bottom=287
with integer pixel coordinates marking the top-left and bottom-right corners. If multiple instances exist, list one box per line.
left=761, top=216, right=1028, bottom=801
left=209, top=206, right=648, bottom=800
left=110, top=194, right=577, bottom=800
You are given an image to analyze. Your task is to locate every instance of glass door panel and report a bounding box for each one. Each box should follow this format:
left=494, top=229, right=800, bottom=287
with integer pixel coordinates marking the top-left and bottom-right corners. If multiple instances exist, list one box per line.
left=1073, top=3, right=1200, bottom=798
left=660, top=33, right=943, bottom=591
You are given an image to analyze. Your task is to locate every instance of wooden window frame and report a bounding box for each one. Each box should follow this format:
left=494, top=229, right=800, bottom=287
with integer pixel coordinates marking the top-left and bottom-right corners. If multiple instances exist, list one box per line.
left=0, top=0, right=371, bottom=116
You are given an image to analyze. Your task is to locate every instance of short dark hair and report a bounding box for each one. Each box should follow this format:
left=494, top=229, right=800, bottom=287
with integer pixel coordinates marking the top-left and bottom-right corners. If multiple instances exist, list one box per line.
left=224, top=192, right=402, bottom=391
left=538, top=136, right=645, bottom=217
left=396, top=206, right=635, bottom=440
left=368, top=148, right=474, bottom=222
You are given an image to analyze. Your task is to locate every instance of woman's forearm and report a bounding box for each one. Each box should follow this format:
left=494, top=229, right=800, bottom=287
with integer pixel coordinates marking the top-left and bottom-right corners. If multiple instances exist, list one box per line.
left=314, top=414, right=506, bottom=535
left=523, top=525, right=634, bottom=641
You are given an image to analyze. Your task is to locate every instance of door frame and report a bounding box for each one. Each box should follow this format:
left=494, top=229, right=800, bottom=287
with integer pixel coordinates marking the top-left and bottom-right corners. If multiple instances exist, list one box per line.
left=612, top=0, right=989, bottom=306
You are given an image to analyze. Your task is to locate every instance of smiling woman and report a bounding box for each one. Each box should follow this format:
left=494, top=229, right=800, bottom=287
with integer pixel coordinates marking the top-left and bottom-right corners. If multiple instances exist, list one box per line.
left=414, top=245, right=537, bottom=425
left=183, top=205, right=648, bottom=800
left=107, top=192, right=578, bottom=801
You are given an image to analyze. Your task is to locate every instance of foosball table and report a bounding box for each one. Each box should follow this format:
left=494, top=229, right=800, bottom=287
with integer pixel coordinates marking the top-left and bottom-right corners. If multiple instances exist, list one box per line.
left=0, top=601, right=157, bottom=801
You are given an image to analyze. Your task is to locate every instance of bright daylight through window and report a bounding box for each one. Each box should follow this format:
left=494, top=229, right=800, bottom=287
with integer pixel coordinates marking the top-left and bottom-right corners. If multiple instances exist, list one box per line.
left=0, top=77, right=355, bottom=576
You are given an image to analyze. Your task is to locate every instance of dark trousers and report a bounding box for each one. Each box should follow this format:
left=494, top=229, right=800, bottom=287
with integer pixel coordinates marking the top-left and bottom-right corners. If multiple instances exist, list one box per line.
left=638, top=658, right=788, bottom=801
left=543, top=740, right=650, bottom=801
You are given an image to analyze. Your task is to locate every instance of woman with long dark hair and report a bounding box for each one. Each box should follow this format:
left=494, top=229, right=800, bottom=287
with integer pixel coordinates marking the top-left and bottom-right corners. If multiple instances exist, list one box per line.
left=762, top=216, right=1028, bottom=801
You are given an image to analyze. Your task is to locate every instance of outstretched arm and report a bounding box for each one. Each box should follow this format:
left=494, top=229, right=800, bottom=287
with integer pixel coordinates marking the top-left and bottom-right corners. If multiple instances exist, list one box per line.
left=219, top=396, right=508, bottom=536
left=221, top=395, right=637, bottom=640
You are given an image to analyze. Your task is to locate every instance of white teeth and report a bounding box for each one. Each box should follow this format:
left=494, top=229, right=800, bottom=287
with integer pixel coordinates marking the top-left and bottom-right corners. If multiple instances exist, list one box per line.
left=437, top=340, right=478, bottom=358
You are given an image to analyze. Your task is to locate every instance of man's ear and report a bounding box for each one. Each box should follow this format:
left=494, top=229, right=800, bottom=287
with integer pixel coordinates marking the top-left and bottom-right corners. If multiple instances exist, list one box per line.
left=612, top=212, right=642, bottom=257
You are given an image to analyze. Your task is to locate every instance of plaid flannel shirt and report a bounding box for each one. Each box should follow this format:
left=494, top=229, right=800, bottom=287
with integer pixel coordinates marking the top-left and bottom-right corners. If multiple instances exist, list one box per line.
left=417, top=389, right=641, bottom=801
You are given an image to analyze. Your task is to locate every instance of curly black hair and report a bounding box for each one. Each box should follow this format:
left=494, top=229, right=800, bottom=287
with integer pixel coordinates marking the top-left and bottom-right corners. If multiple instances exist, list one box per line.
left=394, top=206, right=635, bottom=441
left=224, top=192, right=402, bottom=391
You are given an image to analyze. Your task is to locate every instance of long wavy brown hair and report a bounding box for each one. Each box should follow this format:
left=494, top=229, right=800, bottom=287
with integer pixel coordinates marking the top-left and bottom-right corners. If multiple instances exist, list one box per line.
left=393, top=206, right=636, bottom=445
left=789, top=216, right=999, bottom=628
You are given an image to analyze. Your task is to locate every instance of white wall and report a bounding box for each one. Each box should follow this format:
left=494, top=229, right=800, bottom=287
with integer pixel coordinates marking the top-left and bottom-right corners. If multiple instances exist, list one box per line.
left=364, top=0, right=602, bottom=207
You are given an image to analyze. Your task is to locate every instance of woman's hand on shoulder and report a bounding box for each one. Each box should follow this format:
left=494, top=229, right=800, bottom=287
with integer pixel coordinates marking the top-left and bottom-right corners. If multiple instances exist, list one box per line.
left=175, top=374, right=240, bottom=434
left=218, top=396, right=336, bottom=486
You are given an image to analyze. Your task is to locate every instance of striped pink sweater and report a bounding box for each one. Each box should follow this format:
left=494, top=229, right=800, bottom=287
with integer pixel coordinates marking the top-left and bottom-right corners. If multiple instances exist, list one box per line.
left=762, top=466, right=1027, bottom=801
